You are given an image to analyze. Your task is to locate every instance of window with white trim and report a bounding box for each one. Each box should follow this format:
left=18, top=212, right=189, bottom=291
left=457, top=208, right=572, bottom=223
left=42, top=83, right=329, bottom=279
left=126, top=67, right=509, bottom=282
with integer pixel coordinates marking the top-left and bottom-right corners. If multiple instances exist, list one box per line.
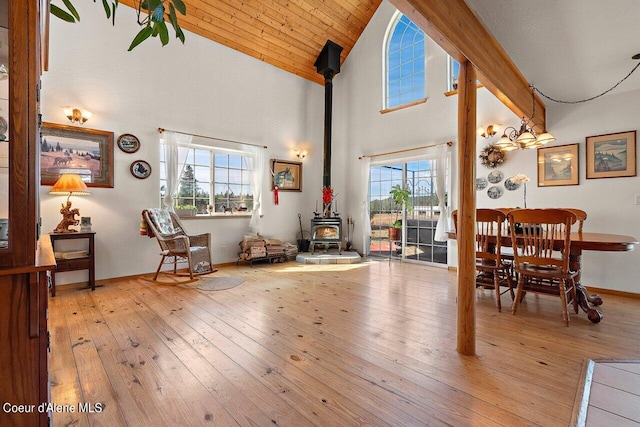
left=160, top=145, right=253, bottom=215
left=384, top=13, right=426, bottom=109
left=448, top=56, right=460, bottom=92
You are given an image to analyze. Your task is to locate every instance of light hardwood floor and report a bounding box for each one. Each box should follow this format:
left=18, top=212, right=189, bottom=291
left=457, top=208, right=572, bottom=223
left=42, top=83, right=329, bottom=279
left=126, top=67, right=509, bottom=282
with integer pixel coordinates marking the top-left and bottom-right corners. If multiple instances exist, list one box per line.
left=49, top=260, right=640, bottom=426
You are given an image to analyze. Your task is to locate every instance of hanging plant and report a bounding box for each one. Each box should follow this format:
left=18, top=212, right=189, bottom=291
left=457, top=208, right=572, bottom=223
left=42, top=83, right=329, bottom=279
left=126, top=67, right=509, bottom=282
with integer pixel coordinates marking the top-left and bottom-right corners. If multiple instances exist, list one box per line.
left=50, top=0, right=187, bottom=51
left=479, top=143, right=507, bottom=169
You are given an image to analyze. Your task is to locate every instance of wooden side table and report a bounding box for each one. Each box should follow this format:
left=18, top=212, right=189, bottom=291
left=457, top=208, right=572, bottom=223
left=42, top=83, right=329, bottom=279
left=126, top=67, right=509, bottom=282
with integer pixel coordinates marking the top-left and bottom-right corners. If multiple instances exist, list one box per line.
left=49, top=232, right=97, bottom=296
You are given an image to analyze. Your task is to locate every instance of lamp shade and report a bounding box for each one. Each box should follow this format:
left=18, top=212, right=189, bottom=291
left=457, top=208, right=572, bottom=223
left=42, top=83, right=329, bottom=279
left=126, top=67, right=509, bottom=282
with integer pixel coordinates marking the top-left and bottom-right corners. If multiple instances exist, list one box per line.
left=49, top=173, right=91, bottom=196
left=536, top=132, right=556, bottom=145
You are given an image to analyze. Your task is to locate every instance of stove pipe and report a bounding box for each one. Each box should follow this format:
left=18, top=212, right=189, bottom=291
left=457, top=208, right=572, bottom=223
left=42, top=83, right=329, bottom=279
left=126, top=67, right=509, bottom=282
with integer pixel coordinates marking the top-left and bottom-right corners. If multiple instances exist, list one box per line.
left=314, top=40, right=343, bottom=189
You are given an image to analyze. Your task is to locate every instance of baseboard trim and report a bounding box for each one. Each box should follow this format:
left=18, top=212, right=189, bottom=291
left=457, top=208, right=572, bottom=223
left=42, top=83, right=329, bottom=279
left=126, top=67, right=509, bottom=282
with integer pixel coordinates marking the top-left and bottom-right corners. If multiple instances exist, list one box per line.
left=51, top=262, right=238, bottom=292
left=585, top=286, right=640, bottom=299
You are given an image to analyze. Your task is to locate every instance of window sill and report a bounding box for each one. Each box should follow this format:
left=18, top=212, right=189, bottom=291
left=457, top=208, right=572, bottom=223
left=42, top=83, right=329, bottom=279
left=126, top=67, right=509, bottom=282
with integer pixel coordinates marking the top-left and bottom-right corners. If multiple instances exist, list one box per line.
left=179, top=213, right=257, bottom=220
left=380, top=98, right=427, bottom=114
left=444, top=83, right=484, bottom=97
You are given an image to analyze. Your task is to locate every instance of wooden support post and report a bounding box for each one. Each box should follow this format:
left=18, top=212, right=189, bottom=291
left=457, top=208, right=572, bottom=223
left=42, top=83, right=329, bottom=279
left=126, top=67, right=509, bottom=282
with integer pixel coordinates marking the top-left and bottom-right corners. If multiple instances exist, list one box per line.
left=456, top=60, right=477, bottom=356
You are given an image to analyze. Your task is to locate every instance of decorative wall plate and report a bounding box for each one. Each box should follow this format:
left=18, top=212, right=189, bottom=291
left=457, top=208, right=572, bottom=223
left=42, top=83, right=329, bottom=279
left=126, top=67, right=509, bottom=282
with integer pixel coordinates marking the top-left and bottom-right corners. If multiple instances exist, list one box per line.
left=504, top=177, right=521, bottom=191
left=488, top=170, right=504, bottom=184
left=130, top=160, right=151, bottom=179
left=476, top=177, right=487, bottom=190
left=117, top=133, right=140, bottom=153
left=487, top=186, right=503, bottom=199
left=0, top=116, right=7, bottom=136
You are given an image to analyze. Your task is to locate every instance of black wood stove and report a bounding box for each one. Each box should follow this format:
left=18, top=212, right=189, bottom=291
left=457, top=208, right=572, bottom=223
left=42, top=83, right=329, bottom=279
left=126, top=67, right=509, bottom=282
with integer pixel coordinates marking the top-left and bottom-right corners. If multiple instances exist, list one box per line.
left=310, top=217, right=342, bottom=254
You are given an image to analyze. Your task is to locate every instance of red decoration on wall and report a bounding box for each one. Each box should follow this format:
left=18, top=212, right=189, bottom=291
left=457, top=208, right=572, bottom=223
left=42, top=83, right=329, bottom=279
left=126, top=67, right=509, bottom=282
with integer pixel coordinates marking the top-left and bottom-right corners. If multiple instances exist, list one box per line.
left=322, top=186, right=333, bottom=204
left=274, top=185, right=279, bottom=205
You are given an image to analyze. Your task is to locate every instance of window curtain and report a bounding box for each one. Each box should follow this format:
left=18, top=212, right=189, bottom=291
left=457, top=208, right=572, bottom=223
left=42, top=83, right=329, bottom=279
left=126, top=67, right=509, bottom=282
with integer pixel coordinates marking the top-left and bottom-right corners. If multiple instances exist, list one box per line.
left=361, top=157, right=372, bottom=255
left=244, top=145, right=266, bottom=234
left=434, top=144, right=449, bottom=241
left=161, top=131, right=191, bottom=212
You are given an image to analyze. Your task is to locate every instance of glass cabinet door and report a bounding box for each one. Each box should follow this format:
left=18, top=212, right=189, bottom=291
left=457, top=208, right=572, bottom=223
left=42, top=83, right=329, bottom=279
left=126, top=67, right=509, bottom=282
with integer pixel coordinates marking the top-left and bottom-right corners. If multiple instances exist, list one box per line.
left=0, top=0, right=9, bottom=252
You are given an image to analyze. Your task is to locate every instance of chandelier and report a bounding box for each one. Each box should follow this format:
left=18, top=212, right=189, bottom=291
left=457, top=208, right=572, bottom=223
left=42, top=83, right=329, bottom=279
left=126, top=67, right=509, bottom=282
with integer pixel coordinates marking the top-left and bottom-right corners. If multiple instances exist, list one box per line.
left=495, top=88, right=556, bottom=151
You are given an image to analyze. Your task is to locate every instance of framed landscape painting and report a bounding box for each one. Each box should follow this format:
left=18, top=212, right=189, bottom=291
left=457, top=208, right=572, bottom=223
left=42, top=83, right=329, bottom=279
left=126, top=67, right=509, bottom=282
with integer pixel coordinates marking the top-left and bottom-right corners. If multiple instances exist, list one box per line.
left=41, top=122, right=114, bottom=187
left=537, top=143, right=579, bottom=187
left=271, top=159, right=302, bottom=191
left=586, top=130, right=636, bottom=179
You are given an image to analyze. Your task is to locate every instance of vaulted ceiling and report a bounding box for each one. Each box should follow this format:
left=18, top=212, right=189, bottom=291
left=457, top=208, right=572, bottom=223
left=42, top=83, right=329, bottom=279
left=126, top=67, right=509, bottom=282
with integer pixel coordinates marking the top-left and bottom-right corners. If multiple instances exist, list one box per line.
left=120, top=0, right=383, bottom=85
left=118, top=0, right=640, bottom=119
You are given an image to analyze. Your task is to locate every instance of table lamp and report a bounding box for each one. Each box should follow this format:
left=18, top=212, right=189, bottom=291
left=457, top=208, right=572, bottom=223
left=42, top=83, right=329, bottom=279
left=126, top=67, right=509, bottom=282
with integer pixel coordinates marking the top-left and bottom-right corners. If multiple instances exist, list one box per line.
left=49, top=173, right=91, bottom=233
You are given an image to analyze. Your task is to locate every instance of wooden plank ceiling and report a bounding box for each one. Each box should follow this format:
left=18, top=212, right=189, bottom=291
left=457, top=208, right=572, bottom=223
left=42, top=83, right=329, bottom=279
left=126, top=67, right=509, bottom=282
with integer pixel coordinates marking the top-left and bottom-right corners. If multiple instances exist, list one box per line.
left=120, top=0, right=382, bottom=85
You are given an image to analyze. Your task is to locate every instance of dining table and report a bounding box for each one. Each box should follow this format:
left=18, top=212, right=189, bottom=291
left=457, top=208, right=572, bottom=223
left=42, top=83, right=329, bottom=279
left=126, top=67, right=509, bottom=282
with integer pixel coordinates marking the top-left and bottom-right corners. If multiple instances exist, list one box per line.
left=565, top=232, right=638, bottom=322
left=449, top=230, right=638, bottom=323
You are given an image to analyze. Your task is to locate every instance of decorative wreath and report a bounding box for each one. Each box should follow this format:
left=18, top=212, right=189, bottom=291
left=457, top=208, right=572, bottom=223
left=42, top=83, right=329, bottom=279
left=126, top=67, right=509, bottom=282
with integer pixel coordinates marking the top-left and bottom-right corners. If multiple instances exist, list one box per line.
left=479, top=144, right=506, bottom=169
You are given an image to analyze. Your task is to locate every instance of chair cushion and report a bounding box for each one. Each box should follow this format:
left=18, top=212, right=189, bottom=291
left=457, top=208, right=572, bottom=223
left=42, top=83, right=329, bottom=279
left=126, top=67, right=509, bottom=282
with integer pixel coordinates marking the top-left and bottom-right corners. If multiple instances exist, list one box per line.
left=148, top=208, right=176, bottom=236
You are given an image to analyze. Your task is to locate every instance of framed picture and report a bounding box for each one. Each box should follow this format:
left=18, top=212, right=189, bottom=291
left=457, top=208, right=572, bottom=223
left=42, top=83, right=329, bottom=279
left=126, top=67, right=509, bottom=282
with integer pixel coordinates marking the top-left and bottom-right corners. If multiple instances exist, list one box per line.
left=586, top=130, right=637, bottom=179
left=130, top=160, right=152, bottom=179
left=537, top=143, right=579, bottom=187
left=117, top=133, right=140, bottom=153
left=271, top=159, right=302, bottom=191
left=41, top=122, right=114, bottom=187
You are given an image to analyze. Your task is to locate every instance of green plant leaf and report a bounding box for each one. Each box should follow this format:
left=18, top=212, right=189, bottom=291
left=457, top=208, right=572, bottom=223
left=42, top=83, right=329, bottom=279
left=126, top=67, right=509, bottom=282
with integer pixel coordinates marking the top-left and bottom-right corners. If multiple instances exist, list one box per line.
left=127, top=25, right=154, bottom=51
left=155, top=20, right=169, bottom=46
left=111, top=2, right=118, bottom=26
left=168, top=4, right=185, bottom=43
left=101, top=0, right=112, bottom=19
left=172, top=0, right=186, bottom=15
left=168, top=3, right=179, bottom=29
left=143, top=0, right=161, bottom=13
left=50, top=4, right=77, bottom=23
left=176, top=26, right=185, bottom=43
left=61, top=0, right=80, bottom=21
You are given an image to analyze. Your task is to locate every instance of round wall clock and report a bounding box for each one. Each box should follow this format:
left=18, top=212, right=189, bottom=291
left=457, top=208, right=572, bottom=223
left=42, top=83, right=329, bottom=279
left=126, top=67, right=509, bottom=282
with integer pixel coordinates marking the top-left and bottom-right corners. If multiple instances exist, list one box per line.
left=117, top=133, right=140, bottom=153
left=130, top=160, right=151, bottom=179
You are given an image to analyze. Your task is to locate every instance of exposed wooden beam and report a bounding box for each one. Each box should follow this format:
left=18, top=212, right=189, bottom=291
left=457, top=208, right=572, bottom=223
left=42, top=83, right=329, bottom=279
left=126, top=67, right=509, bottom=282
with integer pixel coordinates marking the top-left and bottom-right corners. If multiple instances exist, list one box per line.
left=456, top=60, right=477, bottom=357
left=389, top=0, right=547, bottom=132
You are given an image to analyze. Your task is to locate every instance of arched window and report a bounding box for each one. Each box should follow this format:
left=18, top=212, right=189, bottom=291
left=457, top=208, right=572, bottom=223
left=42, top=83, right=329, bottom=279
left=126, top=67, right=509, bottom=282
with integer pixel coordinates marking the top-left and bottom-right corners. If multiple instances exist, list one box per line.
left=384, top=13, right=426, bottom=109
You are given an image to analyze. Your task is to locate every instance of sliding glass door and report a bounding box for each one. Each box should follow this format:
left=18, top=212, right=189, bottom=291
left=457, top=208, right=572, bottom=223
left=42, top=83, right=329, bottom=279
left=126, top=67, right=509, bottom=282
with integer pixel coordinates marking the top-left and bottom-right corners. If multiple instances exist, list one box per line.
left=369, top=157, right=448, bottom=265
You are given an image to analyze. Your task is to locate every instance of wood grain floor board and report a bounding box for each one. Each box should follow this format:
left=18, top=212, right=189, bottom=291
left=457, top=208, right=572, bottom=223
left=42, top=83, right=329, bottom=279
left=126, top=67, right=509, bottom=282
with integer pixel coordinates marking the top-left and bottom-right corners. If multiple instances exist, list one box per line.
left=126, top=281, right=326, bottom=426
left=91, top=286, right=269, bottom=426
left=145, top=282, right=399, bottom=427
left=128, top=279, right=388, bottom=427
left=221, top=270, right=572, bottom=420
left=142, top=268, right=567, bottom=425
left=48, top=296, right=92, bottom=426
left=49, top=261, right=640, bottom=427
left=150, top=280, right=505, bottom=426
left=173, top=279, right=528, bottom=427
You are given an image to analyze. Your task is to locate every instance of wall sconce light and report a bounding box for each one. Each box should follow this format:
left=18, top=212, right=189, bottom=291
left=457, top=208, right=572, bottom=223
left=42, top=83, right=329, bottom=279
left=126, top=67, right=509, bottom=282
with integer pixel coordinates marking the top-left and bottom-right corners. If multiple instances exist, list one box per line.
left=293, top=148, right=307, bottom=159
left=63, top=107, right=92, bottom=125
left=478, top=124, right=500, bottom=139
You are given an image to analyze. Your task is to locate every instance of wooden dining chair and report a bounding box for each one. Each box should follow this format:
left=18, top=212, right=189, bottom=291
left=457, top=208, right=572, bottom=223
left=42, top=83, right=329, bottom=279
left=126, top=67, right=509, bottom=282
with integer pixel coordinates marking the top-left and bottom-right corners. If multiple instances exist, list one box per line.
left=562, top=208, right=587, bottom=233
left=452, top=209, right=515, bottom=311
left=507, top=209, right=578, bottom=325
left=496, top=208, right=516, bottom=259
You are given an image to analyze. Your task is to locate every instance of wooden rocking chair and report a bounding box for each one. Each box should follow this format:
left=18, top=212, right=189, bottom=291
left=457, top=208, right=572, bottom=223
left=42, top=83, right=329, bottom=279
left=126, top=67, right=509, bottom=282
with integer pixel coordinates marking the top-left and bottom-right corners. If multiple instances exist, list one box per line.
left=142, top=208, right=215, bottom=283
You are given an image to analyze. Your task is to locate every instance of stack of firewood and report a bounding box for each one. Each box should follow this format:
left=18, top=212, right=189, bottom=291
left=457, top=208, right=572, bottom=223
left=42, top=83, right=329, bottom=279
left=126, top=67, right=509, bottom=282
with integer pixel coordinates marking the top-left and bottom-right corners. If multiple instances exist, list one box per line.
left=238, top=235, right=298, bottom=263
left=238, top=235, right=266, bottom=260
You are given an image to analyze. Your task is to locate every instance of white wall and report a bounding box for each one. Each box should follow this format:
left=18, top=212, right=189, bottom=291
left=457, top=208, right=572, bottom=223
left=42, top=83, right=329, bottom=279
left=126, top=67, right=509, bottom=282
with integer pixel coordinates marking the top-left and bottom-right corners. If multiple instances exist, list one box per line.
left=41, top=3, right=324, bottom=284
left=335, top=1, right=640, bottom=293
